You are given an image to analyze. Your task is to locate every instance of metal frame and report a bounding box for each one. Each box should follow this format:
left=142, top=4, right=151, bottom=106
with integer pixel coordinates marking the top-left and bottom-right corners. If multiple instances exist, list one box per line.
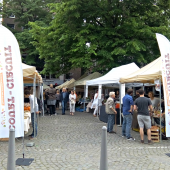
left=159, top=78, right=162, bottom=142
left=33, top=74, right=36, bottom=138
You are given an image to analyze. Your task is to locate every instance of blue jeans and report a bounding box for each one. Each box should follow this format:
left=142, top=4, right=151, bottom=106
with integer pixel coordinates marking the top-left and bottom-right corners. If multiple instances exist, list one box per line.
left=62, top=101, right=67, bottom=114
left=122, top=114, right=132, bottom=139
left=31, top=113, right=37, bottom=138
left=107, top=114, right=115, bottom=132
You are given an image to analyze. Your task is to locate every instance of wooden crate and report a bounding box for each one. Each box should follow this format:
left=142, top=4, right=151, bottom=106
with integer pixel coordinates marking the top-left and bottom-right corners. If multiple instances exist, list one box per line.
left=151, top=126, right=159, bottom=143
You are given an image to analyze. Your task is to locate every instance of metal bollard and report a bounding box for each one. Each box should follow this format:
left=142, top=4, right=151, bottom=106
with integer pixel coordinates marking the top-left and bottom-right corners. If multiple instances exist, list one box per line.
left=100, top=126, right=108, bottom=170
left=7, top=128, right=15, bottom=170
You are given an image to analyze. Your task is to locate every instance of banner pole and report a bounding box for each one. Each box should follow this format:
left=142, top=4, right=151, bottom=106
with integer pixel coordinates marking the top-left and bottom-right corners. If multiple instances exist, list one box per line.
left=7, top=128, right=15, bottom=170
left=119, top=84, right=122, bottom=126
left=33, top=74, right=36, bottom=138
left=159, top=78, right=162, bottom=143
left=41, top=84, right=44, bottom=117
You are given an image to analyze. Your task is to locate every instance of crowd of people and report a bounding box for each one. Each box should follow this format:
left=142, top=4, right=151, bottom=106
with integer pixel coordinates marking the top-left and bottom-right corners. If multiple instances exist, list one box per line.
left=105, top=88, right=164, bottom=144
left=44, top=84, right=82, bottom=116
left=24, top=83, right=163, bottom=143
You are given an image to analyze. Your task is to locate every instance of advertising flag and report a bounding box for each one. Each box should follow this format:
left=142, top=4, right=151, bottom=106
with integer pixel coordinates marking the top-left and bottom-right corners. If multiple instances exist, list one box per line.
left=156, top=33, right=170, bottom=137
left=0, top=25, right=24, bottom=138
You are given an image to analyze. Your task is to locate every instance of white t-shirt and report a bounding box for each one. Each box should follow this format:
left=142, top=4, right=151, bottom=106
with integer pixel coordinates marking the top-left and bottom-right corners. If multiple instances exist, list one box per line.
left=69, top=94, right=76, bottom=101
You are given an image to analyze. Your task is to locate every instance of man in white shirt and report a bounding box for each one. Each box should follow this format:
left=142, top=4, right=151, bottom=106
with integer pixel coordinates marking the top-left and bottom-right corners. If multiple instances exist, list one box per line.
left=24, top=90, right=39, bottom=140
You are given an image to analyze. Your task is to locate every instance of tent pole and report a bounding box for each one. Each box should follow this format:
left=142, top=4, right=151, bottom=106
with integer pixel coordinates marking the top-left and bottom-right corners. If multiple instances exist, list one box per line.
left=33, top=74, right=36, bottom=138
left=84, top=85, right=86, bottom=112
left=159, top=78, right=162, bottom=143
left=42, top=84, right=44, bottom=117
left=119, top=84, right=122, bottom=126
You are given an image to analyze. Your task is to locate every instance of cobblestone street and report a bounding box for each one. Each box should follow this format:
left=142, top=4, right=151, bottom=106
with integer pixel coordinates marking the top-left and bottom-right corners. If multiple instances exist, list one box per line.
left=1, top=111, right=170, bottom=170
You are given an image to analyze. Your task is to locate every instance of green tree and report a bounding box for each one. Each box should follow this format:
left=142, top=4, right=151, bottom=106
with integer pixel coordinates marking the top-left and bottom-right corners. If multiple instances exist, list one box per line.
left=29, top=0, right=170, bottom=75
left=1, top=0, right=58, bottom=68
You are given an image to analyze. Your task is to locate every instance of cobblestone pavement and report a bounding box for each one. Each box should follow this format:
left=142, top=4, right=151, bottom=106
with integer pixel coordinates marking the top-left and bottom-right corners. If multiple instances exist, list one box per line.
left=1, top=110, right=170, bottom=170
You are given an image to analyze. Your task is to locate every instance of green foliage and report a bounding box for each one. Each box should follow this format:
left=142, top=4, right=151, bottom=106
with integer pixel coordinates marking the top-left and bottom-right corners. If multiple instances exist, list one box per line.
left=1, top=0, right=57, bottom=68
left=31, top=0, right=170, bottom=75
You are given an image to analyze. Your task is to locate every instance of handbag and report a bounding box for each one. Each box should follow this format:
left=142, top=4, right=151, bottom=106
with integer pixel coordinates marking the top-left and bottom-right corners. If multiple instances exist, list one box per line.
left=71, top=99, right=75, bottom=105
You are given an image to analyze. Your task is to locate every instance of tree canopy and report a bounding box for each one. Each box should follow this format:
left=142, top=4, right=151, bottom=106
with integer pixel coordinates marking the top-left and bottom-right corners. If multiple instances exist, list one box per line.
left=1, top=0, right=58, bottom=68
left=2, top=0, right=170, bottom=75
left=30, top=0, right=170, bottom=76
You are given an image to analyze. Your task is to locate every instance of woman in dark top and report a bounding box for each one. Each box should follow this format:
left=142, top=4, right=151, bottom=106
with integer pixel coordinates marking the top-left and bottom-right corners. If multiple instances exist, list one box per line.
left=56, top=90, right=61, bottom=110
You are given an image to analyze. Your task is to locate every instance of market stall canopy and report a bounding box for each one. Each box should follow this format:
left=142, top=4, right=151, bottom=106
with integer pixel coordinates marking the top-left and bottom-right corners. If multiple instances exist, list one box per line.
left=70, top=72, right=102, bottom=88
left=43, top=83, right=50, bottom=89
left=22, top=63, right=36, bottom=77
left=56, top=80, right=69, bottom=89
left=67, top=72, right=89, bottom=89
left=23, top=71, right=43, bottom=84
left=65, top=79, right=75, bottom=88
left=119, top=57, right=161, bottom=84
left=86, top=63, right=140, bottom=86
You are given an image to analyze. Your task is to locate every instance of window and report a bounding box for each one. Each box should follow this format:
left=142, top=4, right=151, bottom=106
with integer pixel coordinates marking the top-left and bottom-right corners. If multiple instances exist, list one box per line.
left=9, top=14, right=15, bottom=18
left=7, top=24, right=15, bottom=29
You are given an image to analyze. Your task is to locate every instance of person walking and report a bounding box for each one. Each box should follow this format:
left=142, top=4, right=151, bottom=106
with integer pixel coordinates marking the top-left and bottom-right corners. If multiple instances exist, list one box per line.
left=45, top=84, right=56, bottom=116
left=91, top=90, right=99, bottom=117
left=134, top=89, right=153, bottom=144
left=69, top=90, right=76, bottom=115
left=56, top=90, right=61, bottom=111
left=105, top=92, right=117, bottom=133
left=60, top=88, right=69, bottom=115
left=122, top=89, right=135, bottom=140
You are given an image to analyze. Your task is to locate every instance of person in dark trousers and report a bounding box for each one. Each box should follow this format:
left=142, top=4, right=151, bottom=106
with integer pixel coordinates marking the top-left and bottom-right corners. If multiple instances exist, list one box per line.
left=45, top=84, right=56, bottom=116
left=122, top=89, right=135, bottom=141
left=60, top=88, right=69, bottom=115
left=56, top=90, right=61, bottom=111
left=134, top=89, right=153, bottom=144
left=105, top=92, right=117, bottom=133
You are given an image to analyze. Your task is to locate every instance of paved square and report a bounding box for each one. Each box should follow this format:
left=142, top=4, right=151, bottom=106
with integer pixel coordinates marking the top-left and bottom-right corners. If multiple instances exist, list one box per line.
left=1, top=111, right=170, bottom=170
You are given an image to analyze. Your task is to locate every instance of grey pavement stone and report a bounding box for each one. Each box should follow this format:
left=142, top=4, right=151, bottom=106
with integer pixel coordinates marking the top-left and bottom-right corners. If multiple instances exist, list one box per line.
left=1, top=110, right=170, bottom=169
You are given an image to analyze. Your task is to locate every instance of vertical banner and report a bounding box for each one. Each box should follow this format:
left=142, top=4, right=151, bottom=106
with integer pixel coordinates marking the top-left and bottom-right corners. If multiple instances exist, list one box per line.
left=98, top=84, right=102, bottom=99
left=85, top=85, right=88, bottom=98
left=156, top=33, right=170, bottom=137
left=0, top=25, right=24, bottom=138
left=120, top=84, right=125, bottom=104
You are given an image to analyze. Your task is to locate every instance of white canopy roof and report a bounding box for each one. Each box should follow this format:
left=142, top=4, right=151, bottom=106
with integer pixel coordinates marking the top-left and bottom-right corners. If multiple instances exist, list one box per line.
left=22, top=63, right=36, bottom=77
left=86, top=63, right=140, bottom=86
left=120, top=57, right=161, bottom=84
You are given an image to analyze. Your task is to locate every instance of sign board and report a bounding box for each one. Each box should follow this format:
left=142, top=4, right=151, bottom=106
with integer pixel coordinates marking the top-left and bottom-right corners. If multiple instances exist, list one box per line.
left=156, top=33, right=170, bottom=137
left=154, top=79, right=160, bottom=92
left=98, top=84, right=102, bottom=99
left=120, top=84, right=125, bottom=104
left=0, top=25, right=24, bottom=138
left=85, top=85, right=88, bottom=98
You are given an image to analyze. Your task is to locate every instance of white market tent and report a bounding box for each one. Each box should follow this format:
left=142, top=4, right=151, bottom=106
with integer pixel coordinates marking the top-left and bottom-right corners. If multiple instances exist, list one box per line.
left=56, top=80, right=69, bottom=89
left=43, top=83, right=50, bottom=90
left=22, top=63, right=36, bottom=77
left=86, top=63, right=142, bottom=125
left=119, top=57, right=161, bottom=84
left=68, top=72, right=102, bottom=89
left=86, top=63, right=140, bottom=86
left=119, top=57, right=163, bottom=142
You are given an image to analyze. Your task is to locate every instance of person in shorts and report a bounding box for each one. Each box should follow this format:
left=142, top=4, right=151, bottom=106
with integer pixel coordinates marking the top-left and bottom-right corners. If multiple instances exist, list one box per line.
left=134, top=89, right=153, bottom=144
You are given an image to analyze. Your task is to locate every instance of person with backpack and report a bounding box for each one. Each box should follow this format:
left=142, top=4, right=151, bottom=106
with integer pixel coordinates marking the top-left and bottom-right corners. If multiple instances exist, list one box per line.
left=45, top=84, right=56, bottom=116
